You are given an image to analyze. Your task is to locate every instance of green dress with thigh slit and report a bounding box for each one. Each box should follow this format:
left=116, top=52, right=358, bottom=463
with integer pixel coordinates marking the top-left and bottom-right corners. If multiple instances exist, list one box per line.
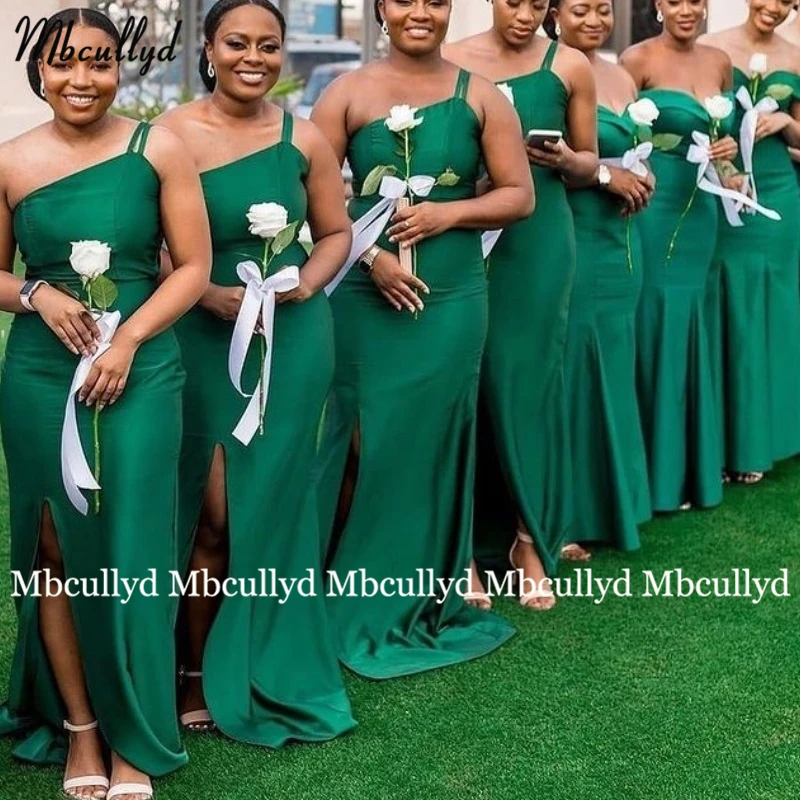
left=174, top=112, right=355, bottom=744
left=0, top=121, right=187, bottom=776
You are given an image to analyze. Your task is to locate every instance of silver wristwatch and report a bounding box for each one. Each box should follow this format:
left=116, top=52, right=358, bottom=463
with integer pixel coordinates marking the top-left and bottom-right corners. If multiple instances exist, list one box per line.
left=19, top=279, right=48, bottom=312
left=597, top=164, right=612, bottom=188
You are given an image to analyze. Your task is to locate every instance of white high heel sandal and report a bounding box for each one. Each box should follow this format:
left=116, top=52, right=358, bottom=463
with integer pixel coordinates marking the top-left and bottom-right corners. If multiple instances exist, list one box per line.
left=107, top=782, right=153, bottom=800
left=62, top=719, right=109, bottom=800
left=509, top=532, right=556, bottom=611
left=178, top=670, right=215, bottom=732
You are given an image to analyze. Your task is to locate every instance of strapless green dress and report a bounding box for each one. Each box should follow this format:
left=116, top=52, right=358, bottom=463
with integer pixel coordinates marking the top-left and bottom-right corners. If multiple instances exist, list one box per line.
left=565, top=106, right=651, bottom=549
left=315, top=69, right=515, bottom=679
left=0, top=122, right=187, bottom=775
left=712, top=70, right=800, bottom=473
left=174, top=112, right=355, bottom=743
left=475, top=40, right=575, bottom=575
left=635, top=89, right=728, bottom=512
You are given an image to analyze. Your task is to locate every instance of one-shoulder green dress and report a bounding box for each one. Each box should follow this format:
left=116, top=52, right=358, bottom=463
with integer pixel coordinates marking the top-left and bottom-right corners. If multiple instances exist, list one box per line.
left=565, top=106, right=651, bottom=549
left=175, top=112, right=355, bottom=743
left=475, top=41, right=575, bottom=575
left=635, top=90, right=727, bottom=512
left=712, top=70, right=800, bottom=473
left=315, top=69, right=515, bottom=679
left=0, top=122, right=187, bottom=775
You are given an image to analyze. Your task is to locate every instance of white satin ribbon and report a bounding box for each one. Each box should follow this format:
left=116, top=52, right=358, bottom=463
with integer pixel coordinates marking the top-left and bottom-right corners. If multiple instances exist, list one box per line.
left=228, top=262, right=300, bottom=445
left=324, top=174, right=436, bottom=295
left=481, top=229, right=503, bottom=259
left=686, top=131, right=780, bottom=227
left=600, top=141, right=654, bottom=178
left=61, top=310, right=121, bottom=516
left=735, top=85, right=779, bottom=209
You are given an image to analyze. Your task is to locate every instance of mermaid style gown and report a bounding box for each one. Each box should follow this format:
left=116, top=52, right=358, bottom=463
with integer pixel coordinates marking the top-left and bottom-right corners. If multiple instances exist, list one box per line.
left=0, top=122, right=187, bottom=775
left=475, top=40, right=575, bottom=575
left=315, top=69, right=515, bottom=679
left=175, top=113, right=355, bottom=744
left=635, top=90, right=728, bottom=512
left=565, top=106, right=651, bottom=549
left=712, top=70, right=800, bottom=473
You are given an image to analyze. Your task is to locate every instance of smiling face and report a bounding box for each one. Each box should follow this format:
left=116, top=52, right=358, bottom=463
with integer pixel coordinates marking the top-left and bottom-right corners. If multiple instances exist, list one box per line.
left=38, top=24, right=118, bottom=126
left=555, top=0, right=614, bottom=52
left=655, top=0, right=707, bottom=43
left=492, top=0, right=549, bottom=47
left=747, top=0, right=795, bottom=34
left=206, top=4, right=283, bottom=100
left=378, top=0, right=451, bottom=56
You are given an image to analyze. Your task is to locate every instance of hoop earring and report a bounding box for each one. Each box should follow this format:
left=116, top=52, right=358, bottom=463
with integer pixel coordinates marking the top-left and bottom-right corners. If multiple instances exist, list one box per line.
left=381, top=20, right=388, bottom=35
left=656, top=10, right=664, bottom=23
left=207, top=62, right=215, bottom=79
left=555, top=23, right=561, bottom=36
left=703, top=8, right=707, bottom=19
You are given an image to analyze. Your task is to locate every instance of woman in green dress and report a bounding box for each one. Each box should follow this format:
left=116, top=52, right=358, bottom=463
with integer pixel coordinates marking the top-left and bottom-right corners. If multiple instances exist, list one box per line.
left=157, top=0, right=356, bottom=743
left=780, top=9, right=800, bottom=184
left=548, top=0, right=652, bottom=552
left=701, top=3, right=800, bottom=484
left=445, top=0, right=598, bottom=607
left=620, top=0, right=739, bottom=513
left=311, top=0, right=531, bottom=677
left=0, top=10, right=210, bottom=800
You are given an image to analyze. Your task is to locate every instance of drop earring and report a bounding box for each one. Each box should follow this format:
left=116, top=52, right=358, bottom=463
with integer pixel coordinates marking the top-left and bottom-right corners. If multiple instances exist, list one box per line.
left=207, top=62, right=215, bottom=79
left=381, top=20, right=388, bottom=35
left=40, top=82, right=45, bottom=97
left=555, top=23, right=562, bottom=36
left=657, top=10, right=664, bottom=23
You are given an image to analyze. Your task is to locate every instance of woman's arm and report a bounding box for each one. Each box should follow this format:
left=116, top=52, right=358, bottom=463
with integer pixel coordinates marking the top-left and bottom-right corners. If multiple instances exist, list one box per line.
left=310, top=73, right=353, bottom=166
left=277, top=119, right=351, bottom=302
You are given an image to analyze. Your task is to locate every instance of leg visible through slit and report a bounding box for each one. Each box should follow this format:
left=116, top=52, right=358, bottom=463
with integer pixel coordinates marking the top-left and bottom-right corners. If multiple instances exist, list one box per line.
left=178, top=444, right=229, bottom=730
left=326, top=425, right=360, bottom=567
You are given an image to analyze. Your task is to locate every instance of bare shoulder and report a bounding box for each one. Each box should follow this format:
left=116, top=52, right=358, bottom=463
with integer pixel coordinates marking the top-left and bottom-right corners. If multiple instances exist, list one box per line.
left=0, top=123, right=50, bottom=170
left=697, top=41, right=732, bottom=68
left=153, top=98, right=205, bottom=134
left=141, top=121, right=194, bottom=174
left=291, top=115, right=334, bottom=160
left=554, top=42, right=593, bottom=78
left=322, top=63, right=372, bottom=101
left=620, top=38, right=653, bottom=68
left=442, top=33, right=489, bottom=70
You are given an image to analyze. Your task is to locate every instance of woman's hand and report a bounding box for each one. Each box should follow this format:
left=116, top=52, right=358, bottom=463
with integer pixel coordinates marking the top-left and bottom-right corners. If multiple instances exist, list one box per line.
left=386, top=202, right=456, bottom=249
left=30, top=285, right=101, bottom=357
left=708, top=135, right=738, bottom=162
left=78, top=333, right=137, bottom=408
left=604, top=167, right=654, bottom=215
left=369, top=249, right=429, bottom=313
left=276, top=277, right=314, bottom=304
left=755, top=111, right=792, bottom=142
left=199, top=284, right=245, bottom=322
left=526, top=138, right=576, bottom=172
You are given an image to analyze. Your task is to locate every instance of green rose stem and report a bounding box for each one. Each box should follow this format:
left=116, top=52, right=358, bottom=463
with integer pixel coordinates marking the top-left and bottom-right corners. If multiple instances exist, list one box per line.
left=83, top=280, right=103, bottom=514
left=259, top=239, right=270, bottom=437
left=665, top=183, right=699, bottom=267
left=402, top=128, right=421, bottom=320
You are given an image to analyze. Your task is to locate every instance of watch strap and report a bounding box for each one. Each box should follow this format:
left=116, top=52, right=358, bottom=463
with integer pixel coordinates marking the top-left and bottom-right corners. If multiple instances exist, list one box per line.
left=20, top=279, right=48, bottom=312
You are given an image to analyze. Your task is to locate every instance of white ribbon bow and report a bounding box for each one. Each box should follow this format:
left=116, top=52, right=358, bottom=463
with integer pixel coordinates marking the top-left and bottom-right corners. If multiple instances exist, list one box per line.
left=324, top=174, right=436, bottom=295
left=735, top=85, right=779, bottom=209
left=599, top=140, right=655, bottom=178
left=686, top=131, right=780, bottom=227
left=61, top=310, right=121, bottom=516
left=481, top=229, right=503, bottom=259
left=228, top=262, right=300, bottom=445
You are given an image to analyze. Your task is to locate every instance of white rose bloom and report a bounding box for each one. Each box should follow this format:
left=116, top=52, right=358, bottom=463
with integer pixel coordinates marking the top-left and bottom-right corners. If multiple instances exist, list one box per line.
left=497, top=83, right=515, bottom=106
left=298, top=222, right=313, bottom=245
left=627, top=98, right=660, bottom=127
left=749, top=53, right=768, bottom=76
left=704, top=95, right=734, bottom=121
left=69, top=240, right=111, bottom=284
left=247, top=202, right=289, bottom=239
left=385, top=105, right=424, bottom=133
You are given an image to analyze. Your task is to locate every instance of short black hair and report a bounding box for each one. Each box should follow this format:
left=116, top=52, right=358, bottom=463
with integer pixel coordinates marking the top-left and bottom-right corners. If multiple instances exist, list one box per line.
left=27, top=8, right=120, bottom=100
left=199, top=0, right=287, bottom=92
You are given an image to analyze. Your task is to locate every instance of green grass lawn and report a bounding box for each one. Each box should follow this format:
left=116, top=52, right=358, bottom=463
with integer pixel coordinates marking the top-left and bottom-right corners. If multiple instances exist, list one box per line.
left=0, top=312, right=797, bottom=797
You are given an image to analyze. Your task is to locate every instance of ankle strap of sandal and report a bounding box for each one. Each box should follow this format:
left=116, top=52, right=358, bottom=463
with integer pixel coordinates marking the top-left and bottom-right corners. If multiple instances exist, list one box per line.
left=516, top=531, right=534, bottom=545
left=183, top=671, right=202, bottom=678
left=64, top=719, right=99, bottom=733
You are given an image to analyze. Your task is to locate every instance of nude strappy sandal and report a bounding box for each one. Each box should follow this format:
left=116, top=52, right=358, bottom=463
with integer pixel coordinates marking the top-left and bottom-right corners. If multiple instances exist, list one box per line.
left=107, top=782, right=152, bottom=800
left=178, top=670, right=216, bottom=733
left=62, top=720, right=109, bottom=800
left=509, top=532, right=556, bottom=611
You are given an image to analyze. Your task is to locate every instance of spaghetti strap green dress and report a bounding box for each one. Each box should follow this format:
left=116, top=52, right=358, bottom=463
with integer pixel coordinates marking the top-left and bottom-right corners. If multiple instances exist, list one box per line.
left=315, top=69, right=515, bottom=680
left=174, top=112, right=355, bottom=744
left=475, top=40, right=575, bottom=575
left=0, top=121, right=187, bottom=775
left=712, top=71, right=800, bottom=473
left=565, top=106, right=651, bottom=550
left=635, top=90, right=726, bottom=512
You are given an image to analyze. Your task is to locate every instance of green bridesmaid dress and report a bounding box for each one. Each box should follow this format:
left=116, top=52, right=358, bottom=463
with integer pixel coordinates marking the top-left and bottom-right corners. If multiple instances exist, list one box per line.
left=0, top=122, right=187, bottom=775
left=175, top=112, right=355, bottom=743
left=565, top=106, right=651, bottom=549
left=315, top=69, right=515, bottom=679
left=713, top=70, right=800, bottom=473
left=475, top=40, right=575, bottom=575
left=635, top=90, right=726, bottom=512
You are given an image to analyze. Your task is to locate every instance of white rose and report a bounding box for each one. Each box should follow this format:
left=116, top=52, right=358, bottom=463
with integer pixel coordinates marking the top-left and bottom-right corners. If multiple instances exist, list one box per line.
left=627, top=98, right=660, bottom=127
left=749, top=53, right=768, bottom=76
left=69, top=240, right=111, bottom=284
left=497, top=83, right=515, bottom=106
left=298, top=222, right=312, bottom=245
left=385, top=105, right=424, bottom=133
left=704, top=95, right=734, bottom=121
left=247, top=202, right=289, bottom=239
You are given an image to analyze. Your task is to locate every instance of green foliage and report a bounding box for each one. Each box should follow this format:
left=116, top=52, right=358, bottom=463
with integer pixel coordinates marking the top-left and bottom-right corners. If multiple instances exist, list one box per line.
left=89, top=274, right=118, bottom=311
left=271, top=222, right=300, bottom=257
left=435, top=169, right=460, bottom=188
left=765, top=83, right=794, bottom=102
left=361, top=165, right=398, bottom=197
left=652, top=133, right=683, bottom=152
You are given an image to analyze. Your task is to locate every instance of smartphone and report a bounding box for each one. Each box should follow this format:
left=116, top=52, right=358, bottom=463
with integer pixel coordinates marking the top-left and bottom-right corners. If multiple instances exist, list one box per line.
left=526, top=129, right=563, bottom=149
